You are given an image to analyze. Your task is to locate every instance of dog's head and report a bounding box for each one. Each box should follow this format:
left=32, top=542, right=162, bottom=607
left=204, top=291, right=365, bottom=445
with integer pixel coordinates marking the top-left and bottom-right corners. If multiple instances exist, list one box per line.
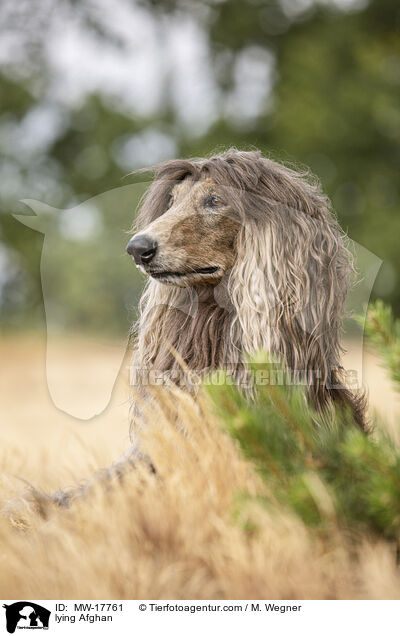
left=127, top=172, right=240, bottom=287
left=127, top=148, right=350, bottom=316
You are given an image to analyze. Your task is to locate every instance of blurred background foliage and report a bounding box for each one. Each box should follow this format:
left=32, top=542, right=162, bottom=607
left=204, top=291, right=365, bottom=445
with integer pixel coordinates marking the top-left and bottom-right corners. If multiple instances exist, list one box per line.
left=0, top=0, right=399, bottom=336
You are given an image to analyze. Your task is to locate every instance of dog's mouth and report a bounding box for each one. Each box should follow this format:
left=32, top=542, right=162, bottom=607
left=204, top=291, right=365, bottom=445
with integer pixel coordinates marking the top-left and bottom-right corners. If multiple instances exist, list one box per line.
left=147, top=266, right=220, bottom=280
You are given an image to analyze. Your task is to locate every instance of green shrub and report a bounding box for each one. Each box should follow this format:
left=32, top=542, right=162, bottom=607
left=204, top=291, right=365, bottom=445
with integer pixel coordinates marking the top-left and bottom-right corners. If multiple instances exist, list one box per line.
left=208, top=302, right=400, bottom=541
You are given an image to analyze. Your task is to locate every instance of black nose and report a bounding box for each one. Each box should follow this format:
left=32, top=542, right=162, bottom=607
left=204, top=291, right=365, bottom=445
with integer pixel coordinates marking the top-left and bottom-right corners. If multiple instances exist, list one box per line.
left=126, top=234, right=157, bottom=264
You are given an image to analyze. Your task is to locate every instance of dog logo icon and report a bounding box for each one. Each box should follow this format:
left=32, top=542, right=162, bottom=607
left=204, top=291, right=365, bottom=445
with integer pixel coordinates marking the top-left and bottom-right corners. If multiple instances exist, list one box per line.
left=2, top=602, right=50, bottom=633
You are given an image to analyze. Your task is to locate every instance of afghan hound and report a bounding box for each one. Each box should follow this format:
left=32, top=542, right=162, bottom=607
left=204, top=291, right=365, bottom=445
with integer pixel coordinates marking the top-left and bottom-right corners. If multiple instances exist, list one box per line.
left=127, top=148, right=366, bottom=430
left=3, top=148, right=367, bottom=517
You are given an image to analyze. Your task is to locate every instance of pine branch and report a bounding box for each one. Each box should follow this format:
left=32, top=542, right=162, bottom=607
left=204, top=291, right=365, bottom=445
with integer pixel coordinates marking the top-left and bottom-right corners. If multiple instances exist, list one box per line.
left=362, top=300, right=400, bottom=389
left=207, top=351, right=400, bottom=542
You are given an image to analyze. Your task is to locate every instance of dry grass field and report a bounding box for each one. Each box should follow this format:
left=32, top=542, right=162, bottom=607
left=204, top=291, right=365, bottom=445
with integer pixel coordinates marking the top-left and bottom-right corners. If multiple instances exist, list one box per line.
left=1, top=333, right=400, bottom=600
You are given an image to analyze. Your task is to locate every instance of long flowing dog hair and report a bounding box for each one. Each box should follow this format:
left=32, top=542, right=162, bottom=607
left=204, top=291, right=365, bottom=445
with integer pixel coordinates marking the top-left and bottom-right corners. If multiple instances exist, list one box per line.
left=131, top=149, right=366, bottom=430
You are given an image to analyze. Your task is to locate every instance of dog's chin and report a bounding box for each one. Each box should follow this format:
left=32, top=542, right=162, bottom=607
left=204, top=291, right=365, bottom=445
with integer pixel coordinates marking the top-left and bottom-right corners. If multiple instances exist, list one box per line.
left=146, top=266, right=222, bottom=287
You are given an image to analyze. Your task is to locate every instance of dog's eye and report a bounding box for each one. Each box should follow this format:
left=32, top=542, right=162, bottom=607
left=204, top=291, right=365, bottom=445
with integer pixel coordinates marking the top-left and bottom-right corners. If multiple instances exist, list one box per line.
left=205, top=195, right=225, bottom=208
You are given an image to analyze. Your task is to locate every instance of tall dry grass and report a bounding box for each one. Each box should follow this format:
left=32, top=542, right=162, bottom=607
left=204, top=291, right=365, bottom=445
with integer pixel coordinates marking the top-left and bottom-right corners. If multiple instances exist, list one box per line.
left=0, top=335, right=400, bottom=599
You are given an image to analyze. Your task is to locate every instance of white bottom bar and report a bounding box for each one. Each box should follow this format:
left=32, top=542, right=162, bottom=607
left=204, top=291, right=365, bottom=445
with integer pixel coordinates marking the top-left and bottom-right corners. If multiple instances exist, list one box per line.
left=1, top=600, right=399, bottom=635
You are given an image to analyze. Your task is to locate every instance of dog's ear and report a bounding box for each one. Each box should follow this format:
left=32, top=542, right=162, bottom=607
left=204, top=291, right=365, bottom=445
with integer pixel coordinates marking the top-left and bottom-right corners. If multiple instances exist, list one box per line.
left=134, top=173, right=173, bottom=232
left=229, top=174, right=366, bottom=430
